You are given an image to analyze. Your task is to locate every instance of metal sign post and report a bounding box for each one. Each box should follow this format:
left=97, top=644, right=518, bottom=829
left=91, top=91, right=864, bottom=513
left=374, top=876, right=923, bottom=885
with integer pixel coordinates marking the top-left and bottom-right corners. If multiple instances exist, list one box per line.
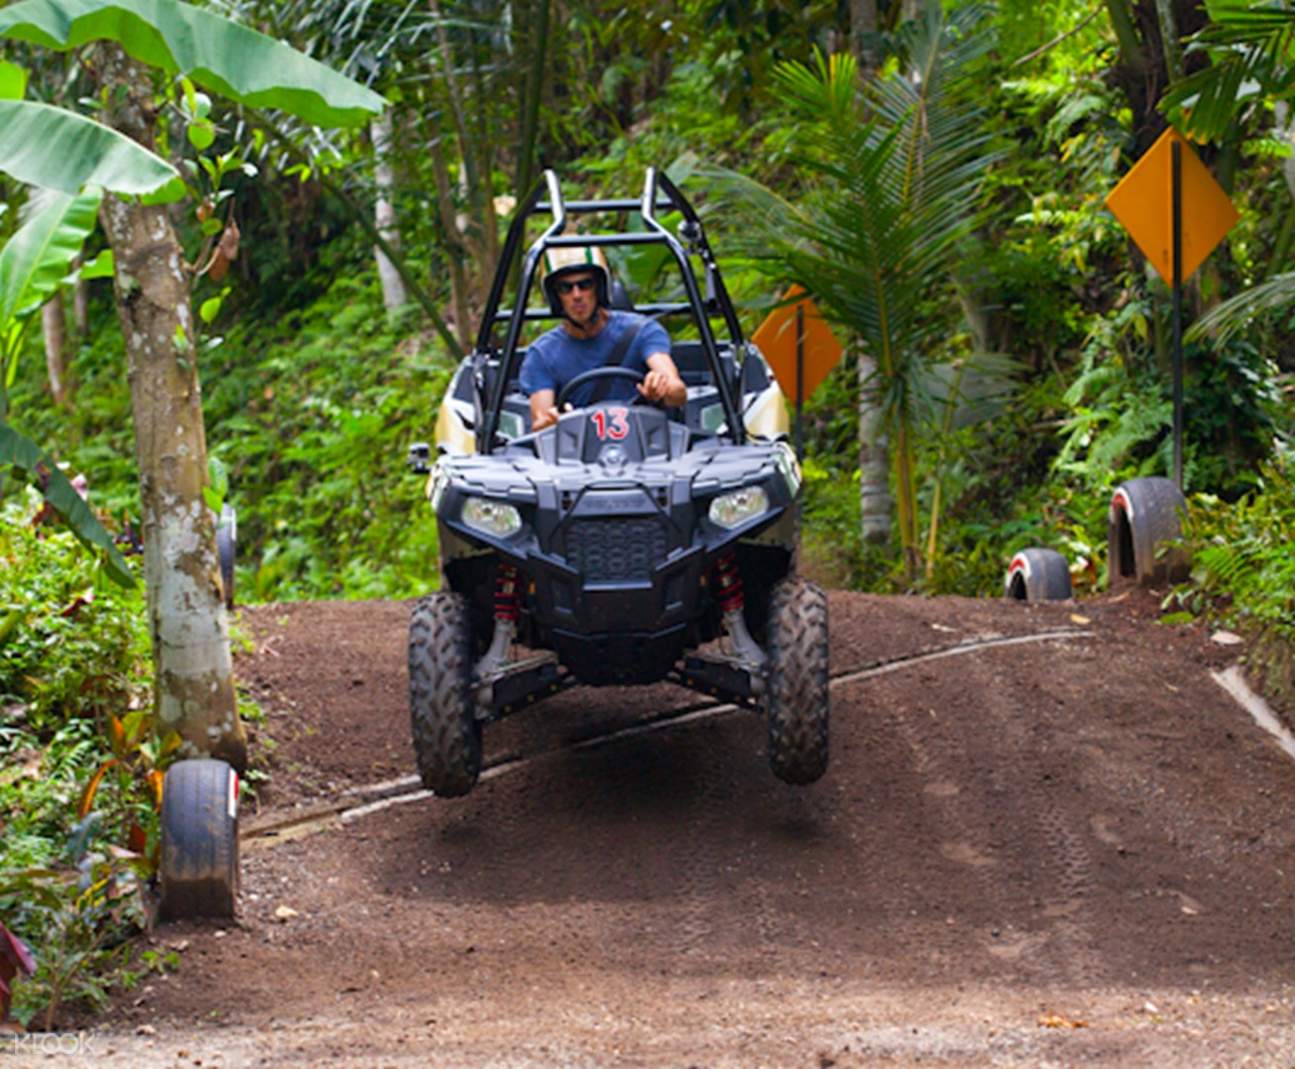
left=1105, top=127, right=1238, bottom=492
left=795, top=302, right=805, bottom=458
left=1171, top=140, right=1184, bottom=489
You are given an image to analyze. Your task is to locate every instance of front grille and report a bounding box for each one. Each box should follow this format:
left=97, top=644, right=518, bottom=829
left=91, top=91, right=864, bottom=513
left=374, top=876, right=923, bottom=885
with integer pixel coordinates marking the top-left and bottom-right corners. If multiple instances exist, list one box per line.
left=565, top=518, right=667, bottom=581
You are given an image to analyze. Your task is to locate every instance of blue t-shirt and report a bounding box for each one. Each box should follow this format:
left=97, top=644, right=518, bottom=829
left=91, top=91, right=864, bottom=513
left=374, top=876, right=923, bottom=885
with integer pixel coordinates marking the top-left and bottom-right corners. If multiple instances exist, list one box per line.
left=519, top=311, right=671, bottom=407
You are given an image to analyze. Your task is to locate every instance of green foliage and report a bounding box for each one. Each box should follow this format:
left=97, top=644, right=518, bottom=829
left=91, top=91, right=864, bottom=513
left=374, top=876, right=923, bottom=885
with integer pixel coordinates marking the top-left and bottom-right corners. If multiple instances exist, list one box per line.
left=0, top=489, right=160, bottom=1028
left=0, top=190, right=103, bottom=361
left=0, top=424, right=134, bottom=587
left=0, top=489, right=148, bottom=735
left=0, top=59, right=28, bottom=100
left=7, top=238, right=454, bottom=602
left=1, top=850, right=150, bottom=1029
left=6, top=296, right=140, bottom=518
left=1167, top=451, right=1295, bottom=714
left=200, top=244, right=452, bottom=600
left=1161, top=1, right=1295, bottom=142
left=1188, top=268, right=1295, bottom=347
left=714, top=2, right=1006, bottom=579
left=1057, top=317, right=1283, bottom=499
left=0, top=186, right=135, bottom=585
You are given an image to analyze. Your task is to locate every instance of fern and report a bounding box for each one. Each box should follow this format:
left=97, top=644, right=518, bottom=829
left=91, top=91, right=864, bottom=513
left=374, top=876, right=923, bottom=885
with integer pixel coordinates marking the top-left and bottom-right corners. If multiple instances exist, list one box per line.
left=1173, top=457, right=1295, bottom=676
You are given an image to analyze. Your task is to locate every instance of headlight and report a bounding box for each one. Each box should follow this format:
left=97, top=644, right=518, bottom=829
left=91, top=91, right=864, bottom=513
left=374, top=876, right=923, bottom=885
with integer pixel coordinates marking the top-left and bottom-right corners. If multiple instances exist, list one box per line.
left=774, top=441, right=802, bottom=496
left=709, top=485, right=769, bottom=529
left=461, top=496, right=522, bottom=537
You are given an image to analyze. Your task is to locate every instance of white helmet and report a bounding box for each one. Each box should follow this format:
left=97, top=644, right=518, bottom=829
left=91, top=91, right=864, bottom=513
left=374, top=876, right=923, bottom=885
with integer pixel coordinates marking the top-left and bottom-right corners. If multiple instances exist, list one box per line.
left=541, top=245, right=610, bottom=315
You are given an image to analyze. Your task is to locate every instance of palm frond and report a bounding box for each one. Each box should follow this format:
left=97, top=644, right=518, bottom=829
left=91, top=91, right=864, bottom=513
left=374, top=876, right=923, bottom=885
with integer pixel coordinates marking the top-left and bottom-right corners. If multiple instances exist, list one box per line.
left=1162, top=1, right=1295, bottom=139
left=1185, top=270, right=1295, bottom=345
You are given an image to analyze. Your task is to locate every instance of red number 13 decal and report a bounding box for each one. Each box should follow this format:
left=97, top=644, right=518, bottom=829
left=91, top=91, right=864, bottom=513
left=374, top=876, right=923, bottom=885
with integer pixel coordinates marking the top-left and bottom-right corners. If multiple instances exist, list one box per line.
left=591, top=407, right=630, bottom=441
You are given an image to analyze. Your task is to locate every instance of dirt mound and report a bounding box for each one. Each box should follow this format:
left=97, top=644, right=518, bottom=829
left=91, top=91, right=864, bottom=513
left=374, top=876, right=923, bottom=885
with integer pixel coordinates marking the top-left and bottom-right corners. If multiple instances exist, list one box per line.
left=66, top=590, right=1295, bottom=1068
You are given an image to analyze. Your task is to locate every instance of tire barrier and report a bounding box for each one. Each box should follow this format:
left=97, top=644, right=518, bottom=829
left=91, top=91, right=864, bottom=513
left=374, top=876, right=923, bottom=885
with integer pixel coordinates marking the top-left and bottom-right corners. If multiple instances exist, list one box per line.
left=159, top=759, right=239, bottom=920
left=1004, top=548, right=1072, bottom=602
left=1108, top=477, right=1190, bottom=589
left=216, top=503, right=237, bottom=611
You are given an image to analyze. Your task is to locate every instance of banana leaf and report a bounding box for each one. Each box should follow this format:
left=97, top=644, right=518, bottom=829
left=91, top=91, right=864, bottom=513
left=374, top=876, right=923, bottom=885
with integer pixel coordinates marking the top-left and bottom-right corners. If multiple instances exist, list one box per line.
left=0, top=0, right=386, bottom=128
left=0, top=421, right=135, bottom=588
left=0, top=187, right=103, bottom=342
left=0, top=100, right=181, bottom=197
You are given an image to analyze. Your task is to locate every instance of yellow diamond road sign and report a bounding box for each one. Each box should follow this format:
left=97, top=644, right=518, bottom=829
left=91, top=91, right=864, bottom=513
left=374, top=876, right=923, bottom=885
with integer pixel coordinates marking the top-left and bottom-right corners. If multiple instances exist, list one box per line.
left=751, top=286, right=844, bottom=404
left=1105, top=127, right=1238, bottom=285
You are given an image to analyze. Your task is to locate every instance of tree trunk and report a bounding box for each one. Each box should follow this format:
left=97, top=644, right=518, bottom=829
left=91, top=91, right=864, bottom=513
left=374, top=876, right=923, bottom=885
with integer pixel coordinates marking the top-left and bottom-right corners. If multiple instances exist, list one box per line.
left=41, top=296, right=70, bottom=407
left=430, top=132, right=474, bottom=350
left=371, top=113, right=408, bottom=312
left=514, top=0, right=550, bottom=202
left=1103, top=0, right=1158, bottom=153
left=1104, top=0, right=1207, bottom=155
left=1152, top=0, right=1184, bottom=82
left=893, top=413, right=920, bottom=581
left=72, top=267, right=88, bottom=336
left=849, top=0, right=879, bottom=79
left=857, top=348, right=891, bottom=543
left=96, top=45, right=246, bottom=772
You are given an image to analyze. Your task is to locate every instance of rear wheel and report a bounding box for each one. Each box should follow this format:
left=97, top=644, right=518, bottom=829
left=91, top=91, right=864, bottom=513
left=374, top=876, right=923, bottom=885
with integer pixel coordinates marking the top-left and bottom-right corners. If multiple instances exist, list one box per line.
left=410, top=592, right=482, bottom=797
left=764, top=576, right=829, bottom=785
left=159, top=758, right=239, bottom=920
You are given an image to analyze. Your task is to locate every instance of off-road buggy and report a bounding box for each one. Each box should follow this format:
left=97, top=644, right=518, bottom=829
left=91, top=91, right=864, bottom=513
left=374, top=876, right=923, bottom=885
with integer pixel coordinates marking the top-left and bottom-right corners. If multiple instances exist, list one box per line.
left=407, top=169, right=828, bottom=796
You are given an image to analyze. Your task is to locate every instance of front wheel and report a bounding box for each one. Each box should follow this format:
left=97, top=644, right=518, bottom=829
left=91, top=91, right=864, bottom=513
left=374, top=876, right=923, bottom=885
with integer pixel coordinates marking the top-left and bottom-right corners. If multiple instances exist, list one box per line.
left=409, top=592, right=482, bottom=797
left=764, top=576, right=829, bottom=785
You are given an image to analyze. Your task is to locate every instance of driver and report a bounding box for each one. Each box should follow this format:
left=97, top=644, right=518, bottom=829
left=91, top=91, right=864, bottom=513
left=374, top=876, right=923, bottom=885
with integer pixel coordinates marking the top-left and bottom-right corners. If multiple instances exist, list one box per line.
left=520, top=245, right=686, bottom=432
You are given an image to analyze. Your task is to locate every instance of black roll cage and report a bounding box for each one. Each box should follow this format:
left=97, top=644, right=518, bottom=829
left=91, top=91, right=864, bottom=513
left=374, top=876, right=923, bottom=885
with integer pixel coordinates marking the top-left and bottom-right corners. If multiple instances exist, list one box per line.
left=473, top=168, right=748, bottom=453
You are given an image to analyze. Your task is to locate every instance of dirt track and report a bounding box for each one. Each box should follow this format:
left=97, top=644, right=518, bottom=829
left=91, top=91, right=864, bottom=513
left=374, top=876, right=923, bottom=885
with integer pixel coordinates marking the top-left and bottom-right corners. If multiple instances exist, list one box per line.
left=39, top=591, right=1295, bottom=1067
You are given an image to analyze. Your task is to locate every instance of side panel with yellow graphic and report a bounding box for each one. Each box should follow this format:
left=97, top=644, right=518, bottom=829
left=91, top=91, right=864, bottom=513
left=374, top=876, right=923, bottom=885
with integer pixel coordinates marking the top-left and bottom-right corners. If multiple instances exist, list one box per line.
left=435, top=392, right=476, bottom=456
left=742, top=377, right=790, bottom=440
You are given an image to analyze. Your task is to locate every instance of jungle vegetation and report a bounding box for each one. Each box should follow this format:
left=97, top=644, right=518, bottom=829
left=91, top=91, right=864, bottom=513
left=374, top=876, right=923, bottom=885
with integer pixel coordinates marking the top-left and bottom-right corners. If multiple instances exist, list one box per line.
left=0, top=0, right=1292, bottom=1028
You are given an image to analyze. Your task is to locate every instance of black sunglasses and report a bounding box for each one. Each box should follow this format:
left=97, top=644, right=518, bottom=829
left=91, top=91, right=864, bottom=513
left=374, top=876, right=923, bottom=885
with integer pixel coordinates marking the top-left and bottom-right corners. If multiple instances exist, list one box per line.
left=555, top=277, right=596, bottom=295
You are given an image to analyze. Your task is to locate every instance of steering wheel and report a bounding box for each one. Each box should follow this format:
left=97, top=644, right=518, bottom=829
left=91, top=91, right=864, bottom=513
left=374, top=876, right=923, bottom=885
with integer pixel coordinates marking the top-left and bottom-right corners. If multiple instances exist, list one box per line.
left=556, top=367, right=647, bottom=410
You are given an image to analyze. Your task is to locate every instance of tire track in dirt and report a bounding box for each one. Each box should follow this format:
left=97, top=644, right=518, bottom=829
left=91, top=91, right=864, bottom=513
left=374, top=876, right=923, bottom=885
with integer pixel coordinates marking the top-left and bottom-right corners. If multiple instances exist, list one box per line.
left=658, top=731, right=742, bottom=969
left=910, top=639, right=1108, bottom=987
left=854, top=670, right=1037, bottom=980
left=1031, top=803, right=1103, bottom=985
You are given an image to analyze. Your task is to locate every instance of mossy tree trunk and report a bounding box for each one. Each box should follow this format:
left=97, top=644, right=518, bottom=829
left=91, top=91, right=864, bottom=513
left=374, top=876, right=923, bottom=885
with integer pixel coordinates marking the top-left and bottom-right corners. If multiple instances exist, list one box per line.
left=41, top=295, right=70, bottom=407
left=371, top=112, right=408, bottom=312
left=95, top=44, right=247, bottom=771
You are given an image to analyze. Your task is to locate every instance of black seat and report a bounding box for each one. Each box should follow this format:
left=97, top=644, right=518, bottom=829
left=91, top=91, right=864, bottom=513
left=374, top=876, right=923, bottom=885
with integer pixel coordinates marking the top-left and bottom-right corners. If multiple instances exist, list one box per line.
left=608, top=278, right=634, bottom=311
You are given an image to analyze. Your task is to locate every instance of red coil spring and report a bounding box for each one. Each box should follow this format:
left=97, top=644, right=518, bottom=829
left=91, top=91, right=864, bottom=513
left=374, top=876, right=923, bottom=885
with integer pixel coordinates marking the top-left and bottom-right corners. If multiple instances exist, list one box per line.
left=713, top=550, right=744, bottom=615
left=493, top=564, right=521, bottom=622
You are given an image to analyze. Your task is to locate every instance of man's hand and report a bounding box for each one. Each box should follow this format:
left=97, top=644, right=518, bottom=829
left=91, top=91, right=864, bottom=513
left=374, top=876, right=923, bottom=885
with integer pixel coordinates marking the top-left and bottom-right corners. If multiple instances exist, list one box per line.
left=529, top=389, right=560, bottom=432
left=639, top=354, right=686, bottom=407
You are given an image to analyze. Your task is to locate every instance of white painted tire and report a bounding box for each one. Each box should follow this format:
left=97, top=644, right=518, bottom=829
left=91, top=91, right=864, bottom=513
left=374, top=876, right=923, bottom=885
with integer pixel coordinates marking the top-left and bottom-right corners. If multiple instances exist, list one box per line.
left=1108, top=477, right=1190, bottom=589
left=215, top=504, right=236, bottom=611
left=1004, top=548, right=1072, bottom=601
